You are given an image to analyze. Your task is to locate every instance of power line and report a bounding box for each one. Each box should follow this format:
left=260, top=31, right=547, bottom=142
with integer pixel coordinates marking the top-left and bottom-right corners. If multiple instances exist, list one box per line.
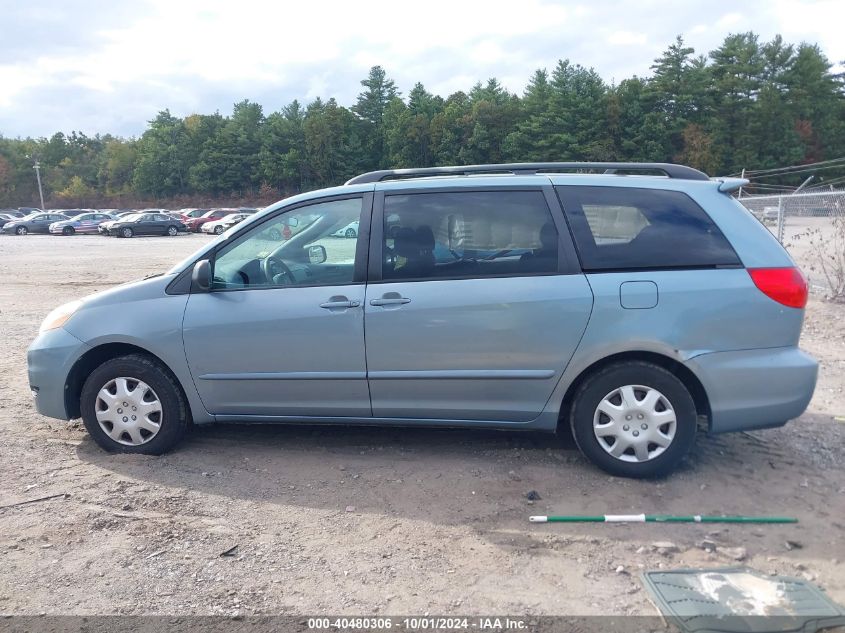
left=806, top=175, right=845, bottom=190
left=748, top=163, right=845, bottom=180
left=745, top=182, right=798, bottom=189
left=728, top=156, right=845, bottom=177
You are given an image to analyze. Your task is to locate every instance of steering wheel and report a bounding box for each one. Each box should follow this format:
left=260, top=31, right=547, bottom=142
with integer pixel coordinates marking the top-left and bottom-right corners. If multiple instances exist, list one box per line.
left=261, top=253, right=295, bottom=285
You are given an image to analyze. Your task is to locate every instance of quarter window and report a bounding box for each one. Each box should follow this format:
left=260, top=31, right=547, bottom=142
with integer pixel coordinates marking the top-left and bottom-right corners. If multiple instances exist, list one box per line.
left=382, top=191, right=560, bottom=280
left=556, top=186, right=740, bottom=270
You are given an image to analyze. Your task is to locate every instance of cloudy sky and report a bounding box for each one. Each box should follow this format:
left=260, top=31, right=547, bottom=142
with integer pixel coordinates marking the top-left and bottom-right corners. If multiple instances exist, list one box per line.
left=0, top=0, right=842, bottom=139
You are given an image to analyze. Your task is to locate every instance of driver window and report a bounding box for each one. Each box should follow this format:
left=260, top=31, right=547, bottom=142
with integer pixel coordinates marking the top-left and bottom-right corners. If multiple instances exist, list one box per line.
left=211, top=197, right=363, bottom=290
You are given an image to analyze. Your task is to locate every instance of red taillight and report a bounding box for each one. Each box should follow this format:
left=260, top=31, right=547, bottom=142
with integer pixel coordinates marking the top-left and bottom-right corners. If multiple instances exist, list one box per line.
left=747, top=267, right=808, bottom=308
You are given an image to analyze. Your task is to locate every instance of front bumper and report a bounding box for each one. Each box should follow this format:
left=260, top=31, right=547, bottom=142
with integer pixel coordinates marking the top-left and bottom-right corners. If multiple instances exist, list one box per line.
left=27, top=328, right=90, bottom=420
left=686, top=347, right=818, bottom=433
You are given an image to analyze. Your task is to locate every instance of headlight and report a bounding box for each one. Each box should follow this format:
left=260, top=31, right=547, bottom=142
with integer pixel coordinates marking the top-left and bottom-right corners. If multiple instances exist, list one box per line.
left=39, top=300, right=83, bottom=333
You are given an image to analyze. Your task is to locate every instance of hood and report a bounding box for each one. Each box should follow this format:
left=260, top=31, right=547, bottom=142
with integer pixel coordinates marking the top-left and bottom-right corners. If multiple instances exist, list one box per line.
left=73, top=272, right=177, bottom=310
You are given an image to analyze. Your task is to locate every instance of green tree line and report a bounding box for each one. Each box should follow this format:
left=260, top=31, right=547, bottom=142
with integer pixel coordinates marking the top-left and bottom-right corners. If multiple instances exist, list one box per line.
left=1, top=32, right=844, bottom=208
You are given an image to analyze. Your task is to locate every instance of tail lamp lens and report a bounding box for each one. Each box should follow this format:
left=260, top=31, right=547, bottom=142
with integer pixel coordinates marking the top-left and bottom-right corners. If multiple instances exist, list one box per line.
left=747, top=267, right=808, bottom=309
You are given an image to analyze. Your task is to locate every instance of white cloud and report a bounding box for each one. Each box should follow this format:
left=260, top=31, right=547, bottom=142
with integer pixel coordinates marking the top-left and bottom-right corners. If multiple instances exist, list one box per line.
left=716, top=12, right=743, bottom=28
left=0, top=0, right=843, bottom=137
left=607, top=31, right=648, bottom=46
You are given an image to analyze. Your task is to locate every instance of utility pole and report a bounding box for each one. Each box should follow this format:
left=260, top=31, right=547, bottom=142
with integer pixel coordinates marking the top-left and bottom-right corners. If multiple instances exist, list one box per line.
left=33, top=161, right=45, bottom=210
left=793, top=175, right=814, bottom=194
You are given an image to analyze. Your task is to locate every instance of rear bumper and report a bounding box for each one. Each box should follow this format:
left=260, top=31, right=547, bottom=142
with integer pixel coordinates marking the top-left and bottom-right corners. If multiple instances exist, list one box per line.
left=686, top=347, right=818, bottom=433
left=27, top=328, right=90, bottom=420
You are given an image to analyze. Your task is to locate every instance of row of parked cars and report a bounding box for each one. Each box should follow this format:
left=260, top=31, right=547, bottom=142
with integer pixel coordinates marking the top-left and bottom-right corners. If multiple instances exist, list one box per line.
left=0, top=207, right=261, bottom=237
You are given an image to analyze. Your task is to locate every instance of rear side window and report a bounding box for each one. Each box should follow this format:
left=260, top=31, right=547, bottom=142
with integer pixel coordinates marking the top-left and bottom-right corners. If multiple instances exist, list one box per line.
left=382, top=191, right=560, bottom=280
left=556, top=186, right=740, bottom=270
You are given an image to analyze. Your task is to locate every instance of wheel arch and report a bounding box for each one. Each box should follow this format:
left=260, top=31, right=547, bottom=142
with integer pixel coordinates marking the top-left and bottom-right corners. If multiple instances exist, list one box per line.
left=65, top=342, right=192, bottom=422
left=557, top=350, right=711, bottom=432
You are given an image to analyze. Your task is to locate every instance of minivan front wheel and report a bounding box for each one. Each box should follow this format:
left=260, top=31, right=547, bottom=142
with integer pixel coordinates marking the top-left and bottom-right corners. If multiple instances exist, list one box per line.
left=570, top=361, right=696, bottom=478
left=80, top=354, right=189, bottom=454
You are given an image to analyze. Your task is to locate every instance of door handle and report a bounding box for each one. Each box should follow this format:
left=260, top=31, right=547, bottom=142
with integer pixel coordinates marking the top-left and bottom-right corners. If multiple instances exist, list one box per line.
left=369, top=297, right=411, bottom=306
left=320, top=299, right=360, bottom=309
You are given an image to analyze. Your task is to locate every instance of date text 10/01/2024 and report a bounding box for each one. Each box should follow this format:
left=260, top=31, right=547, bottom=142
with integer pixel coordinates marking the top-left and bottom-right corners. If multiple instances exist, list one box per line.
left=307, top=617, right=528, bottom=630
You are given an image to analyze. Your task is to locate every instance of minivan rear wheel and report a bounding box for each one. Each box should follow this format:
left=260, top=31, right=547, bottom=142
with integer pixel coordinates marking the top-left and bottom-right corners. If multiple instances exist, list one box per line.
left=80, top=354, right=189, bottom=454
left=569, top=361, right=696, bottom=478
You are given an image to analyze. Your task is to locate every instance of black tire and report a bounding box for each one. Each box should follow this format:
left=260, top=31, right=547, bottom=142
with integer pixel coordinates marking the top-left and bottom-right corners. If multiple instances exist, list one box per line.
left=16, top=226, right=27, bottom=235
left=80, top=354, right=189, bottom=455
left=121, top=227, right=134, bottom=238
left=63, top=226, right=75, bottom=236
left=569, top=361, right=697, bottom=478
left=213, top=225, right=224, bottom=235
left=167, top=225, right=179, bottom=236
left=345, top=227, right=356, bottom=238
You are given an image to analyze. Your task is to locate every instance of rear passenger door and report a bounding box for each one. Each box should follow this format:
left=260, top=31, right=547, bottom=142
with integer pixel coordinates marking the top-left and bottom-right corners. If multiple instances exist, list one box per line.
left=153, top=214, right=172, bottom=234
left=364, top=186, right=594, bottom=423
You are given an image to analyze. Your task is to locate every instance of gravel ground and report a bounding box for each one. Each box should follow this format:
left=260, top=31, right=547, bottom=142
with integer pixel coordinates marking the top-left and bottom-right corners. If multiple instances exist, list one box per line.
left=0, top=233, right=843, bottom=616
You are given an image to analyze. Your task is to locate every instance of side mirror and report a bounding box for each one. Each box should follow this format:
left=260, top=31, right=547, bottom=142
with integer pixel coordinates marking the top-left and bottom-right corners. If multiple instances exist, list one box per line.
left=287, top=217, right=299, bottom=227
left=308, top=245, right=327, bottom=264
left=191, top=260, right=211, bottom=292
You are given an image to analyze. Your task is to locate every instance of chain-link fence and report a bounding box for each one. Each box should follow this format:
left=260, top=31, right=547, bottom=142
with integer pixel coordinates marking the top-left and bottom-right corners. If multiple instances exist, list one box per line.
left=737, top=190, right=845, bottom=299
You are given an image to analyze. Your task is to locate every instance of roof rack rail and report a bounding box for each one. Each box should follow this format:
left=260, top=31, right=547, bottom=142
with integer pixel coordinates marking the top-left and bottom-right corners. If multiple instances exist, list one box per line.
left=345, top=162, right=710, bottom=185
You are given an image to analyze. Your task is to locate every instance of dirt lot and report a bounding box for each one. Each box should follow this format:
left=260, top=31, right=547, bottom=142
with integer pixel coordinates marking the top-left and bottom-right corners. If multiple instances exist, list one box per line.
left=0, top=233, right=843, bottom=617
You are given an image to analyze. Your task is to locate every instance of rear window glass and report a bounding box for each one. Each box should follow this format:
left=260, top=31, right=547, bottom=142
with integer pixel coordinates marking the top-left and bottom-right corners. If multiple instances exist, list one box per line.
left=556, top=186, right=740, bottom=270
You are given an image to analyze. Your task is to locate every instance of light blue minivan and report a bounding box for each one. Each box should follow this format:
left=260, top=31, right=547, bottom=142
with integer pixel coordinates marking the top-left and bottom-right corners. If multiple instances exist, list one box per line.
left=27, top=163, right=818, bottom=477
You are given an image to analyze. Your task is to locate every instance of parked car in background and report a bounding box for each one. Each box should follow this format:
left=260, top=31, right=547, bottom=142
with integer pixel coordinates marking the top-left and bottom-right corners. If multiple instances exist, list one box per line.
left=0, top=213, right=18, bottom=227
left=200, top=211, right=256, bottom=235
left=180, top=209, right=210, bottom=219
left=165, top=213, right=193, bottom=223
left=106, top=213, right=187, bottom=237
left=185, top=209, right=238, bottom=232
left=99, top=212, right=138, bottom=235
left=331, top=219, right=360, bottom=238
left=17, top=207, right=42, bottom=215
left=49, top=212, right=116, bottom=235
left=56, top=209, right=91, bottom=218
left=2, top=212, right=69, bottom=235
left=761, top=206, right=779, bottom=223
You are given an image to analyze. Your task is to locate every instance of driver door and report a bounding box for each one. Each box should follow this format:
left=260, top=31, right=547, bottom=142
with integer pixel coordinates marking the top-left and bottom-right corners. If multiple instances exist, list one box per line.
left=182, top=194, right=372, bottom=418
